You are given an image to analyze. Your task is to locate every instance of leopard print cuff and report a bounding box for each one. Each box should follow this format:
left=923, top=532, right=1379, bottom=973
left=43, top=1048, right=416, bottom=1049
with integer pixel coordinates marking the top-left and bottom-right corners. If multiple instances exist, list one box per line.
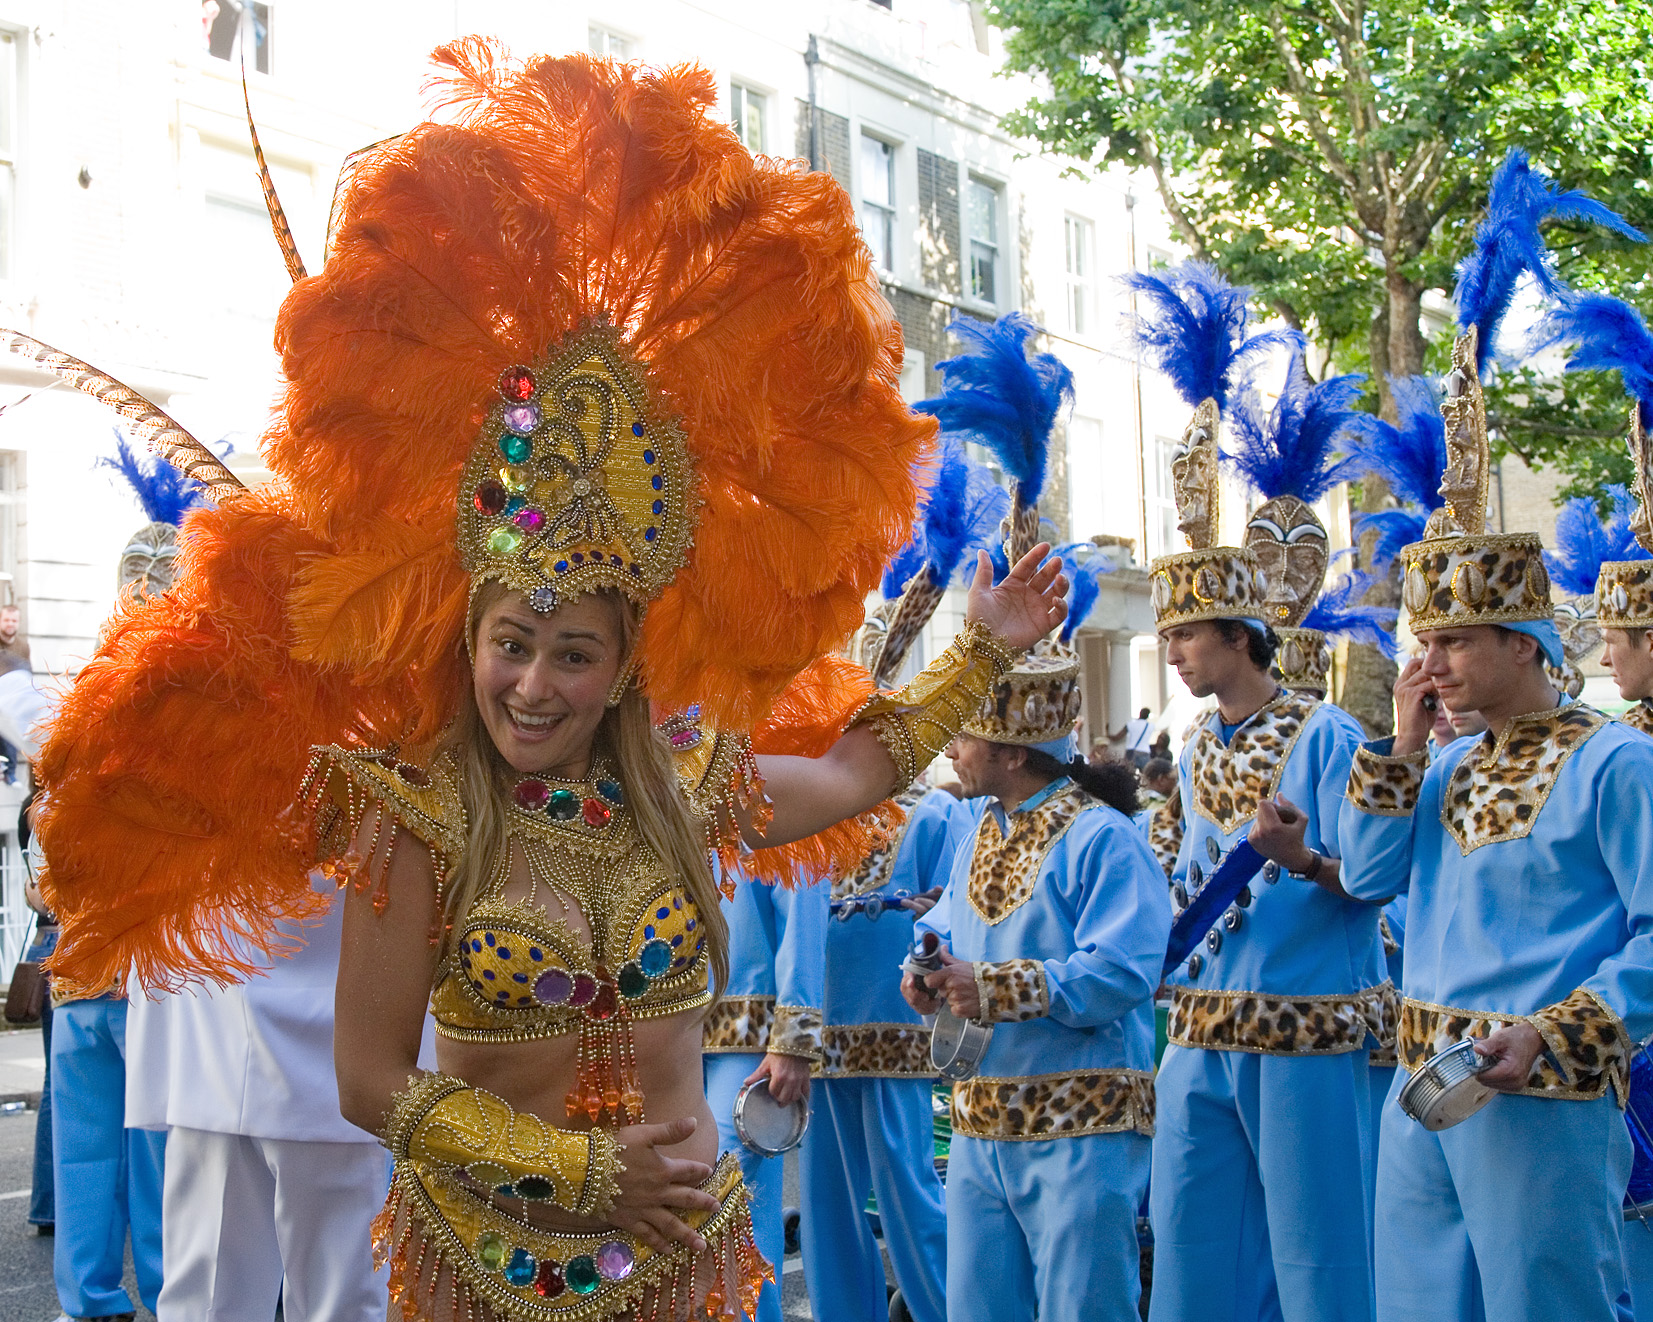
left=816, top=1023, right=935, bottom=1078
left=1347, top=745, right=1427, bottom=816
left=768, top=1005, right=825, bottom=1062
left=1528, top=987, right=1633, bottom=1107
left=701, top=996, right=774, bottom=1053
left=973, top=959, right=1049, bottom=1023
left=951, top=1068, right=1155, bottom=1140
left=1168, top=982, right=1397, bottom=1055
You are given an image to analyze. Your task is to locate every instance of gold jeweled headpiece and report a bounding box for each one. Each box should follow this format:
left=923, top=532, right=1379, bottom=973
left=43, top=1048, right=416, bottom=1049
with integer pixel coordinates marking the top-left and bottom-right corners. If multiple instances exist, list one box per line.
left=457, top=321, right=695, bottom=619
left=1596, top=405, right=1653, bottom=631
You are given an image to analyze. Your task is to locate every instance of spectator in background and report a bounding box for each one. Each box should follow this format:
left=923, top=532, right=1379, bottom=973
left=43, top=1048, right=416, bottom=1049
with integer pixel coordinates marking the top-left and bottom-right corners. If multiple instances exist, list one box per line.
left=0, top=622, right=33, bottom=783
left=1150, top=730, right=1172, bottom=761
left=0, top=603, right=29, bottom=661
left=20, top=792, right=55, bottom=1238
left=1138, top=757, right=1176, bottom=808
left=1124, top=706, right=1155, bottom=768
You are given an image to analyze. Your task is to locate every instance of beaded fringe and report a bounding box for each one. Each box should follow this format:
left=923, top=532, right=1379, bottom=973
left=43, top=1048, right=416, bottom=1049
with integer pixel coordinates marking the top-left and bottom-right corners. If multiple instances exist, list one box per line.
left=374, top=1160, right=772, bottom=1322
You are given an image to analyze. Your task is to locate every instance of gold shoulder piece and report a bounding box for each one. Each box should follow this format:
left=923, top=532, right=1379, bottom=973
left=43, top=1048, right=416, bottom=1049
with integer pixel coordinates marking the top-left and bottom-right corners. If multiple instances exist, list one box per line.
left=295, top=745, right=465, bottom=890
left=659, top=714, right=761, bottom=824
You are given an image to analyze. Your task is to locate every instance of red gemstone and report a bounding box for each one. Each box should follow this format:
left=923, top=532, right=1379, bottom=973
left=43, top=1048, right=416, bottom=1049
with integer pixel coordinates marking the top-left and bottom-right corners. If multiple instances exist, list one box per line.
left=582, top=797, right=612, bottom=828
left=474, top=482, right=507, bottom=515
left=514, top=779, right=550, bottom=811
left=500, top=365, right=536, bottom=402
left=395, top=763, right=430, bottom=788
left=588, top=980, right=618, bottom=1021
left=533, top=1258, right=566, bottom=1298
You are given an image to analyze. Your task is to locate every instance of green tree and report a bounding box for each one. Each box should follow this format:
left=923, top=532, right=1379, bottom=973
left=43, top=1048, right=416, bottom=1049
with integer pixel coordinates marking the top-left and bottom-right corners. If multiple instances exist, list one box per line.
left=990, top=0, right=1653, bottom=730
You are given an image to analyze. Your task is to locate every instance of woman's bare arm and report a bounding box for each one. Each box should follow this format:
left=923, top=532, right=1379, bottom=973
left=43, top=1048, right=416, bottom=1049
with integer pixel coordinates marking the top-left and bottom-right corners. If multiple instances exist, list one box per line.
left=334, top=807, right=443, bottom=1137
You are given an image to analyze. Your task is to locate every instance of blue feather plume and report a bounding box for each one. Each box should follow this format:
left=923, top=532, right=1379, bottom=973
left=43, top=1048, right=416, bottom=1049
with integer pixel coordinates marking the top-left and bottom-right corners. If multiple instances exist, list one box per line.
left=1224, top=353, right=1367, bottom=502
left=98, top=431, right=206, bottom=526
left=1122, top=262, right=1303, bottom=411
left=1344, top=376, right=1448, bottom=512
left=1539, top=291, right=1653, bottom=431
left=1351, top=508, right=1430, bottom=572
left=923, top=436, right=1012, bottom=587
left=881, top=532, right=927, bottom=598
left=1545, top=485, right=1651, bottom=597
left=914, top=313, right=1073, bottom=506
left=1045, top=542, right=1115, bottom=645
left=1302, top=572, right=1398, bottom=655
left=1456, top=150, right=1644, bottom=378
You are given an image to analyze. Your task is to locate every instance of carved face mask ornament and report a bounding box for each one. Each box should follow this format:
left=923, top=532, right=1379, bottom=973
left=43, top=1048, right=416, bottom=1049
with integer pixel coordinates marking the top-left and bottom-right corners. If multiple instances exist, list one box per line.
left=1244, top=495, right=1328, bottom=629
left=1172, top=399, right=1221, bottom=552
left=118, top=522, right=179, bottom=596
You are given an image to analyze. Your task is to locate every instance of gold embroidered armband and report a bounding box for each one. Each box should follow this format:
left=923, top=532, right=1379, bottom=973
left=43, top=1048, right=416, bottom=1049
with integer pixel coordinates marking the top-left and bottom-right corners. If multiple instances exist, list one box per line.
left=974, top=958, right=1050, bottom=1023
left=850, top=621, right=1020, bottom=788
left=380, top=1073, right=624, bottom=1217
left=1528, top=987, right=1634, bottom=1107
left=768, top=1005, right=825, bottom=1062
left=1346, top=745, right=1428, bottom=817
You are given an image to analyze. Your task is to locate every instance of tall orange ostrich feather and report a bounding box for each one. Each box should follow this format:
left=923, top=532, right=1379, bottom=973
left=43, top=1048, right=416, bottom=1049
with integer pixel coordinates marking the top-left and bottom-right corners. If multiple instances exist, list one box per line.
left=36, top=42, right=929, bottom=994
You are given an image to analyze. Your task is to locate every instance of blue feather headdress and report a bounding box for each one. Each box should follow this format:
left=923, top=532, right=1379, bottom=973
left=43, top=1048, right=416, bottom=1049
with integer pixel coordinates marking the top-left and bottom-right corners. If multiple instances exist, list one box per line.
left=1224, top=352, right=1366, bottom=502
left=1539, top=291, right=1653, bottom=431
left=881, top=436, right=1010, bottom=597
left=98, top=431, right=207, bottom=526
left=1301, top=571, right=1398, bottom=656
left=914, top=313, right=1073, bottom=511
left=1343, top=374, right=1448, bottom=571
left=1122, top=262, right=1302, bottom=412
left=1545, top=486, right=1651, bottom=598
left=1045, top=541, right=1116, bottom=646
left=1455, top=150, right=1644, bottom=379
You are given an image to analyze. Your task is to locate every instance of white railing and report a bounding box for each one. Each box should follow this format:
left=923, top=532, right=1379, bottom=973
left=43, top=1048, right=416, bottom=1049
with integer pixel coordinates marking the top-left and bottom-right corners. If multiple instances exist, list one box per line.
left=0, top=782, right=30, bottom=974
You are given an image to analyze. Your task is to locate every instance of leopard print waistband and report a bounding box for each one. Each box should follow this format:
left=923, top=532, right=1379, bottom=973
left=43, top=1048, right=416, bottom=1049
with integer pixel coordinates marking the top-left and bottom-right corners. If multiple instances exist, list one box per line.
left=1400, top=991, right=1630, bottom=1105
left=1167, top=982, right=1398, bottom=1056
left=951, top=1068, right=1154, bottom=1141
left=701, top=996, right=774, bottom=1054
left=815, top=1023, right=935, bottom=1078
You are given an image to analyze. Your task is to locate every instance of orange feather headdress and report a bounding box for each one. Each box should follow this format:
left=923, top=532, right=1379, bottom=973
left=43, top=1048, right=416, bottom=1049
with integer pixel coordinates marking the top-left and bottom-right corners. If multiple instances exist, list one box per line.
left=32, top=42, right=930, bottom=994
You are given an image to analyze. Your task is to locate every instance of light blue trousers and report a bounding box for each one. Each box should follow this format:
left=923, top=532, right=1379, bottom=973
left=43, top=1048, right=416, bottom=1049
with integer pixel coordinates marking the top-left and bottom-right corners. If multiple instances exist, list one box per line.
left=946, top=1131, right=1149, bottom=1322
left=799, top=1076, right=947, bottom=1322
left=51, top=997, right=166, bottom=1318
left=1375, top=1074, right=1631, bottom=1322
left=703, top=1052, right=783, bottom=1322
left=1624, top=1212, right=1653, bottom=1320
left=1149, top=1044, right=1376, bottom=1322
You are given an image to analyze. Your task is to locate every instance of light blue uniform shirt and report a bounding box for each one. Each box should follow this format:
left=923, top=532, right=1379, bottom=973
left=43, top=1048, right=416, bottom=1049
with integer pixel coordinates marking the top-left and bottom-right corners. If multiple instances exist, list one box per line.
left=919, top=778, right=1172, bottom=1079
left=714, top=867, right=828, bottom=1015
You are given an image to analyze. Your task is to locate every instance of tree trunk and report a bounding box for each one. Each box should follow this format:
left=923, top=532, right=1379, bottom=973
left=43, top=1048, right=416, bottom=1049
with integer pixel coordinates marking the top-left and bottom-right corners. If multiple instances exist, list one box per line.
left=1337, top=276, right=1425, bottom=737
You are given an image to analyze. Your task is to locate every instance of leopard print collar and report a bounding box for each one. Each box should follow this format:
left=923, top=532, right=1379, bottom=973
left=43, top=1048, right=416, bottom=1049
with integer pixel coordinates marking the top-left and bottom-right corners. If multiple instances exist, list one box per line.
left=1442, top=703, right=1608, bottom=853
left=967, top=782, right=1094, bottom=925
left=833, top=786, right=928, bottom=901
left=1187, top=689, right=1319, bottom=834
left=1622, top=701, right=1653, bottom=737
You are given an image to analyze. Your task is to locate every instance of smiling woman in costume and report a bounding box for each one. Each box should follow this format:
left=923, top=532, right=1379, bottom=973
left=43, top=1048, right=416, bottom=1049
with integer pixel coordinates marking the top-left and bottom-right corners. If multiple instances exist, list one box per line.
left=21, top=45, right=1067, bottom=1322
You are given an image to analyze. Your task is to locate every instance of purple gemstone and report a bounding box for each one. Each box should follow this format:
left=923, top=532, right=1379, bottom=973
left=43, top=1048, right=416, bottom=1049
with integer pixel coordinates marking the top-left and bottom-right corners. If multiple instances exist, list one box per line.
left=569, top=973, right=597, bottom=1007
left=504, top=403, right=540, bottom=435
left=533, top=969, right=573, bottom=1005
left=513, top=507, right=546, bottom=533
left=596, top=1240, right=635, bottom=1281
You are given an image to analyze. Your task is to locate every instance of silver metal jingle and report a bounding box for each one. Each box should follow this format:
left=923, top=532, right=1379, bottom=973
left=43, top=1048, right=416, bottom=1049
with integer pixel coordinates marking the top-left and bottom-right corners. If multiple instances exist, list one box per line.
left=1186, top=954, right=1203, bottom=979
left=1205, top=836, right=1221, bottom=864
left=1262, top=860, right=1281, bottom=884
left=1224, top=907, right=1243, bottom=933
left=1235, top=886, right=1253, bottom=908
left=1171, top=883, right=1189, bottom=909
left=1190, top=861, right=1204, bottom=888
left=1206, top=928, right=1223, bottom=955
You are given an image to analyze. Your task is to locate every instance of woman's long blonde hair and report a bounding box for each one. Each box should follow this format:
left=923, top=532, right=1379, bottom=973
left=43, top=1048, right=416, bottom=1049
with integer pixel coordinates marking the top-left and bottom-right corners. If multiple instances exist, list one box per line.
left=436, top=580, right=729, bottom=992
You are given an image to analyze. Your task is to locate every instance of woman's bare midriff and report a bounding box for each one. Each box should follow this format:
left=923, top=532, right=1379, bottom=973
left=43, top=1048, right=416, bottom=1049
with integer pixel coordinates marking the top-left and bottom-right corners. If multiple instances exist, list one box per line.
left=438, top=1006, right=716, bottom=1233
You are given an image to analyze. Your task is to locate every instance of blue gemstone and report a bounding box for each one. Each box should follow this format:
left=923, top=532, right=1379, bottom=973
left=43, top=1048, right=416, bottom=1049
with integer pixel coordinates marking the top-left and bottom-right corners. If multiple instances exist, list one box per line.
left=514, top=972, right=527, bottom=983
left=640, top=939, right=673, bottom=977
left=651, top=475, right=662, bottom=490
left=657, top=907, right=670, bottom=920
left=673, top=896, right=682, bottom=909
left=496, top=990, right=509, bottom=1000
left=644, top=925, right=655, bottom=939
left=504, top=1248, right=537, bottom=1286
left=555, top=560, right=568, bottom=573
left=644, top=527, right=656, bottom=541
left=498, top=947, right=511, bottom=960
left=530, top=947, right=543, bottom=961
left=472, top=939, right=482, bottom=952
left=572, top=552, right=584, bottom=563
left=643, top=448, right=655, bottom=463
left=652, top=500, right=664, bottom=514
left=611, top=554, right=624, bottom=564
left=471, top=981, right=484, bottom=993
left=671, top=935, right=683, bottom=947
left=633, top=422, right=645, bottom=437
left=504, top=496, right=525, bottom=515
left=686, top=918, right=696, bottom=931
left=484, top=970, right=495, bottom=980
left=485, top=932, right=496, bottom=946
left=597, top=779, right=624, bottom=804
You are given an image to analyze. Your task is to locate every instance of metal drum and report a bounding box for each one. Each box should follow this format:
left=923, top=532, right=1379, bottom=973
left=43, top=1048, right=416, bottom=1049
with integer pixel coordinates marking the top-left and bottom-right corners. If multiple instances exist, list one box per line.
left=930, top=1007, right=993, bottom=1082
left=733, top=1078, right=809, bottom=1157
left=1397, top=1038, right=1495, bottom=1131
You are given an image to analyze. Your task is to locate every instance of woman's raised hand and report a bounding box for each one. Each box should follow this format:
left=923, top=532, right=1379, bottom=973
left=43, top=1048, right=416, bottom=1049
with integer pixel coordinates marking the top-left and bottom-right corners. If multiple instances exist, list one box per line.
left=609, top=1116, right=720, bottom=1253
left=963, top=542, right=1068, bottom=650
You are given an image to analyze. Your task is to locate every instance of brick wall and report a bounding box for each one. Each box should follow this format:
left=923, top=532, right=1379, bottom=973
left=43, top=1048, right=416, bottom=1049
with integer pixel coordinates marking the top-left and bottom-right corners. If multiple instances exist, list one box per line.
left=793, top=100, right=851, bottom=188
left=916, top=148, right=960, bottom=297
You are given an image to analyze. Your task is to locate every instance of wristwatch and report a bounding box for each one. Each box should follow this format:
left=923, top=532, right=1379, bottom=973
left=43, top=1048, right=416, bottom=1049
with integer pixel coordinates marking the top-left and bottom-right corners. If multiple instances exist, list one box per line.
left=1289, top=850, right=1325, bottom=883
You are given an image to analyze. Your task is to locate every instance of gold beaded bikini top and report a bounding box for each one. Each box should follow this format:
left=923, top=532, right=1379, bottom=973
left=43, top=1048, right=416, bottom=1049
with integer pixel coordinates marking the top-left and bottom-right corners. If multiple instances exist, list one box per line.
left=300, top=744, right=712, bottom=1046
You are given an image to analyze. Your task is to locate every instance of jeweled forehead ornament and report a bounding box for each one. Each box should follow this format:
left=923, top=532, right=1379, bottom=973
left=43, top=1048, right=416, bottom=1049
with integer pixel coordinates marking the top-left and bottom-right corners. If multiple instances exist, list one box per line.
left=457, top=321, right=695, bottom=621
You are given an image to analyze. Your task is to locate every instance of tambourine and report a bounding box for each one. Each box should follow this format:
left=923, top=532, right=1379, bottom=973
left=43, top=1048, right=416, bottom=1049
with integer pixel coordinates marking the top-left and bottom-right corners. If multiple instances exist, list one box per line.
left=1397, top=1038, right=1495, bottom=1131
left=930, top=1007, right=994, bottom=1082
left=733, top=1078, right=809, bottom=1157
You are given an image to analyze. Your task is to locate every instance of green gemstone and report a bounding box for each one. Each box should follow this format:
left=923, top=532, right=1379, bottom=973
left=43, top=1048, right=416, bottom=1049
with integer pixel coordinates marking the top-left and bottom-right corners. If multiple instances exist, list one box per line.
left=514, top=1174, right=555, bottom=1201
left=486, top=525, right=523, bottom=556
left=547, top=789, right=579, bottom=821
left=566, top=1255, right=600, bottom=1295
left=477, top=1231, right=509, bottom=1272
left=499, top=433, right=533, bottom=464
left=617, top=961, right=648, bottom=998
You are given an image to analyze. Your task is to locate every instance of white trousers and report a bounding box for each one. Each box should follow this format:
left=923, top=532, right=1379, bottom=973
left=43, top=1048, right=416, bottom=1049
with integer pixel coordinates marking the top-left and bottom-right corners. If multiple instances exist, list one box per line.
left=156, top=1126, right=391, bottom=1322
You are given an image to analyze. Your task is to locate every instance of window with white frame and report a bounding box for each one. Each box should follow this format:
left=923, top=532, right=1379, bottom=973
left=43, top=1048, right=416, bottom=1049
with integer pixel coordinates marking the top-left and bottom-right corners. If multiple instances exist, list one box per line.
left=1145, top=244, right=1174, bottom=271
left=1064, top=214, right=1094, bottom=336
left=0, top=33, right=16, bottom=281
left=730, top=83, right=766, bottom=154
left=967, top=175, right=1001, bottom=305
left=588, top=25, right=630, bottom=58
left=205, top=1, right=273, bottom=74
left=859, top=134, right=896, bottom=274
left=1151, top=435, right=1180, bottom=558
